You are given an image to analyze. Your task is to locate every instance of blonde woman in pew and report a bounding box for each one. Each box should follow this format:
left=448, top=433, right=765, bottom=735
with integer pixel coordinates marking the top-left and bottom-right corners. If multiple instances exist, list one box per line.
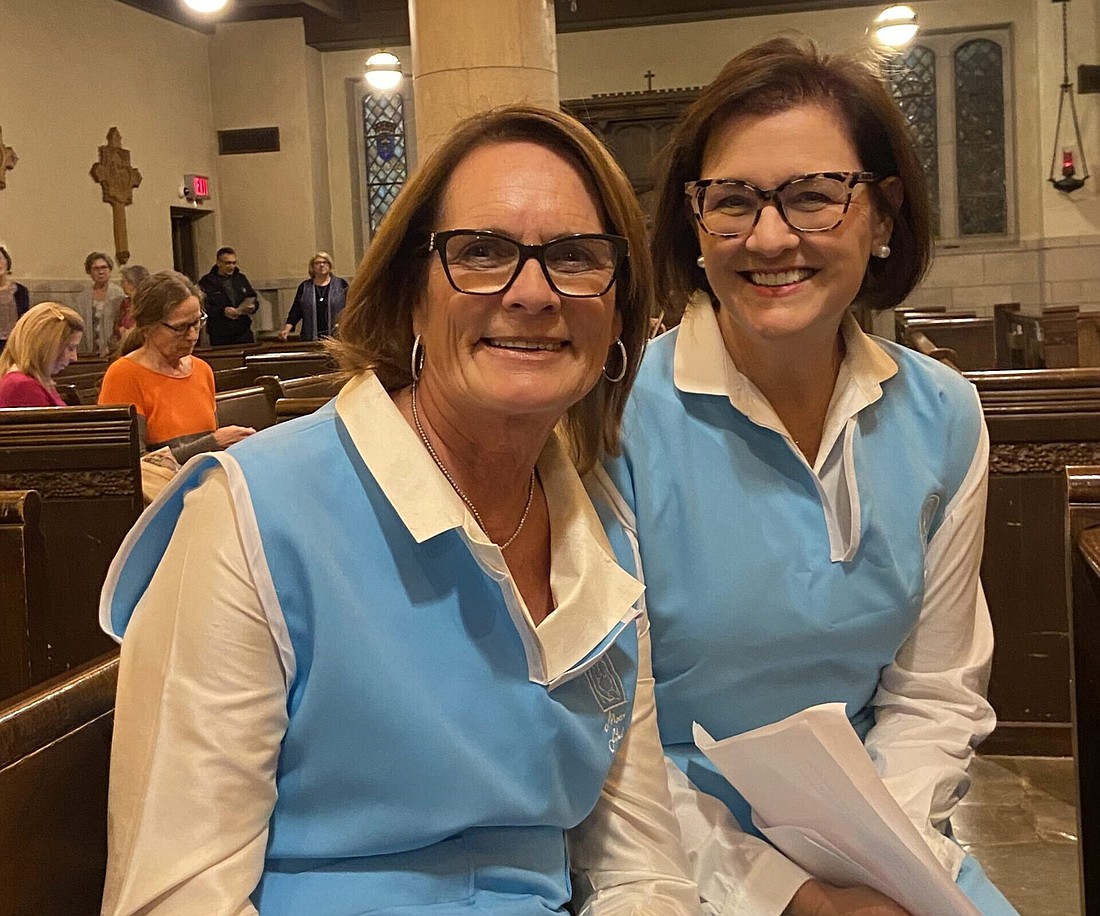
left=98, top=270, right=254, bottom=464
left=599, top=38, right=1017, bottom=916
left=0, top=302, right=84, bottom=407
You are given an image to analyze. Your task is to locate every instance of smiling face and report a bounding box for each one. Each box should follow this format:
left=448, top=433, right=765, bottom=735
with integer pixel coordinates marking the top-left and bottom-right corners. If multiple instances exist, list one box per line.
left=51, top=331, right=82, bottom=375
left=697, top=104, right=893, bottom=354
left=146, top=295, right=203, bottom=364
left=414, top=140, right=622, bottom=429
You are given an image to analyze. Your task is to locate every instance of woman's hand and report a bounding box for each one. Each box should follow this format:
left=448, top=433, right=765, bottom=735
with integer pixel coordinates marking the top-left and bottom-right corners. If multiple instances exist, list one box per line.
left=213, top=425, right=256, bottom=448
left=278, top=325, right=293, bottom=341
left=785, top=880, right=912, bottom=916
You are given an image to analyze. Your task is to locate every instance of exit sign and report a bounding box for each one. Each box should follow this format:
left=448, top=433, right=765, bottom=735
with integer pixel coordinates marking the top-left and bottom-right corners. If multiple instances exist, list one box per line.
left=184, top=174, right=210, bottom=201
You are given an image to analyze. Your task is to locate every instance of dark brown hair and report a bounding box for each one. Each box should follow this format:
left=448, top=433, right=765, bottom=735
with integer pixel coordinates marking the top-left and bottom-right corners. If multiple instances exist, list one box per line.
left=330, top=104, right=653, bottom=473
left=653, top=36, right=932, bottom=323
left=84, top=251, right=114, bottom=274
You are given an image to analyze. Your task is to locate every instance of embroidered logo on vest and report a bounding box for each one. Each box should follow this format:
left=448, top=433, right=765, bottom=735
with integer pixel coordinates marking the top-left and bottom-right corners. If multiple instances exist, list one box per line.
left=587, top=656, right=628, bottom=754
left=586, top=656, right=626, bottom=712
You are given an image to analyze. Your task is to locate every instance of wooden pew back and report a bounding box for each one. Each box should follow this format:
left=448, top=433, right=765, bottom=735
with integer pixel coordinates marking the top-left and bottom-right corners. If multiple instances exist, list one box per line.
left=1064, top=468, right=1100, bottom=914
left=0, top=406, right=140, bottom=685
left=0, top=491, right=47, bottom=703
left=0, top=652, right=118, bottom=915
left=275, top=397, right=329, bottom=424
left=972, top=375, right=1100, bottom=754
left=215, top=377, right=281, bottom=431
left=900, top=315, right=995, bottom=370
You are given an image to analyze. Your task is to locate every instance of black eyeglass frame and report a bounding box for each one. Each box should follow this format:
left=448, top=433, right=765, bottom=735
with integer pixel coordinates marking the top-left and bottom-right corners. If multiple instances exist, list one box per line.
left=684, top=171, right=879, bottom=238
left=161, top=313, right=207, bottom=335
left=427, top=229, right=629, bottom=298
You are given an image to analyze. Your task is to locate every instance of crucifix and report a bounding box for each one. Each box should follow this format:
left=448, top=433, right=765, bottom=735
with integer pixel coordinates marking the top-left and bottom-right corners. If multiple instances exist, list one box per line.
left=644, top=70, right=656, bottom=92
left=90, top=127, right=142, bottom=265
left=0, top=127, right=18, bottom=191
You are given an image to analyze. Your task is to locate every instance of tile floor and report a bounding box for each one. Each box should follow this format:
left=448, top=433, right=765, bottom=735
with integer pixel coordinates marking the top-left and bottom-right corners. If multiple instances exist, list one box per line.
left=954, top=755, right=1081, bottom=915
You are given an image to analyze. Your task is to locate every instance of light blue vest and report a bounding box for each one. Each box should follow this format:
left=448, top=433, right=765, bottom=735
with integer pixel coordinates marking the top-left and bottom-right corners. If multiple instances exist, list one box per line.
left=105, top=402, right=640, bottom=915
left=604, top=328, right=980, bottom=837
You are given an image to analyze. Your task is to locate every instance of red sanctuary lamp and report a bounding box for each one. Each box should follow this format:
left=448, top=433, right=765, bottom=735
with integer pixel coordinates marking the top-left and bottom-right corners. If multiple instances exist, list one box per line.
left=1049, top=0, right=1089, bottom=193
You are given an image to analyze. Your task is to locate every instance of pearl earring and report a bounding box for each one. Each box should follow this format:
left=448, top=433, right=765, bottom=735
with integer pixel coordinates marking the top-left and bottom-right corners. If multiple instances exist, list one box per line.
left=873, top=244, right=891, bottom=259
left=696, top=255, right=706, bottom=268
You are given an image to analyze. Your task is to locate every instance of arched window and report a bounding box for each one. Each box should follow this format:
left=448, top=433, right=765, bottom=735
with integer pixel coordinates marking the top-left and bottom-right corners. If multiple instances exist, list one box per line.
left=954, top=39, right=1007, bottom=236
left=363, top=91, right=409, bottom=237
left=890, top=29, right=1013, bottom=241
left=887, top=45, right=939, bottom=234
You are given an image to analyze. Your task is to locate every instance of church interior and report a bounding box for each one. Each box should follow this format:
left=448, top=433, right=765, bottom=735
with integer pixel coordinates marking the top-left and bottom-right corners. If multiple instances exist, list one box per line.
left=3, top=0, right=1100, bottom=913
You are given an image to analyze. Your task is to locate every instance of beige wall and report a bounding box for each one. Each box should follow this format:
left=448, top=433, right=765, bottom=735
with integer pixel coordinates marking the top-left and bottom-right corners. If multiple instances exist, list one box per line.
left=5, top=0, right=1100, bottom=314
left=208, top=19, right=330, bottom=283
left=2, top=0, right=218, bottom=283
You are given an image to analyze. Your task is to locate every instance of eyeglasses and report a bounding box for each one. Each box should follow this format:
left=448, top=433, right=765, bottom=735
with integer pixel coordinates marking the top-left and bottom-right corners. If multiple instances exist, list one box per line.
left=161, top=314, right=207, bottom=335
left=428, top=230, right=628, bottom=298
left=684, top=171, right=878, bottom=238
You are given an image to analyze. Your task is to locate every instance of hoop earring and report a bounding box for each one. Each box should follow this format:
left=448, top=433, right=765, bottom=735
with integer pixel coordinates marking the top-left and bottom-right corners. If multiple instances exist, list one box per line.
left=410, top=334, right=425, bottom=382
left=603, top=338, right=628, bottom=383
left=873, top=244, right=891, bottom=259
left=696, top=255, right=706, bottom=268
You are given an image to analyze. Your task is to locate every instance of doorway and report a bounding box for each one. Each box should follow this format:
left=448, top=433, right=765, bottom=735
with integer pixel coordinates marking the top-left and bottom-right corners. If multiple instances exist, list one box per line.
left=170, top=207, right=214, bottom=281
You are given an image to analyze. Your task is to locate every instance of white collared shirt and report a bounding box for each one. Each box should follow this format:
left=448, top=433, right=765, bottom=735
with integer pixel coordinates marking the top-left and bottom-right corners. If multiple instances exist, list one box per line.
left=102, top=372, right=700, bottom=916
left=613, top=301, right=995, bottom=916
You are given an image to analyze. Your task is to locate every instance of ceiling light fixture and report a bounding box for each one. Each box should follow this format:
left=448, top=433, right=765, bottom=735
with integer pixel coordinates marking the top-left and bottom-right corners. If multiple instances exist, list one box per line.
left=871, top=5, right=919, bottom=49
left=365, top=51, right=403, bottom=92
left=184, top=0, right=228, bottom=13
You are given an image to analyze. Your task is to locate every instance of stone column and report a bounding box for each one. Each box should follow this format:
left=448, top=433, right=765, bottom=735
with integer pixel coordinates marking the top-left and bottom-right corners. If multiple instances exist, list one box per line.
left=409, top=0, right=558, bottom=159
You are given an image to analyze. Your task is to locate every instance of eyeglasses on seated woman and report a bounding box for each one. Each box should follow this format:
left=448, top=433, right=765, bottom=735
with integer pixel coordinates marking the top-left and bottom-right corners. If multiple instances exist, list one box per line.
left=597, top=35, right=1019, bottom=916
left=99, top=106, right=701, bottom=916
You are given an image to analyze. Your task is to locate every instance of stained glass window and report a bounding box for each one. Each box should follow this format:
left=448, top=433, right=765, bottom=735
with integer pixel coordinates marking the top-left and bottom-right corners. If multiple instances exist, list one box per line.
left=888, top=46, right=940, bottom=235
left=954, top=39, right=1007, bottom=236
left=363, top=92, right=408, bottom=237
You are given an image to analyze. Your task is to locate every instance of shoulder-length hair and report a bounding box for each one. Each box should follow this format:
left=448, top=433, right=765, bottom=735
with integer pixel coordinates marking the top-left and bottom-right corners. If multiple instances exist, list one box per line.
left=0, top=302, right=84, bottom=385
left=118, top=270, right=203, bottom=356
left=653, top=35, right=932, bottom=323
left=330, top=104, right=653, bottom=474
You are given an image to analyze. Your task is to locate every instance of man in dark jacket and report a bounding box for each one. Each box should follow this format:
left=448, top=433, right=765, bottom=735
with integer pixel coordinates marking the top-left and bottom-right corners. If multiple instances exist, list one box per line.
left=199, top=247, right=259, bottom=345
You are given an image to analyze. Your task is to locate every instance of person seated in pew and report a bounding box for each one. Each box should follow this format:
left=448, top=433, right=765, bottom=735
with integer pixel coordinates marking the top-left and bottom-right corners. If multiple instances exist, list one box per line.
left=98, top=270, right=255, bottom=462
left=99, top=106, right=700, bottom=916
left=597, top=37, right=1017, bottom=915
left=0, top=302, right=83, bottom=407
left=278, top=250, right=349, bottom=341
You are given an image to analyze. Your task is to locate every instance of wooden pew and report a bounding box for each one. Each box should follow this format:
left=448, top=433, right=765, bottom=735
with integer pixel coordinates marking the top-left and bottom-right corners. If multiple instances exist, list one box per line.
left=215, top=376, right=281, bottom=431
left=0, top=406, right=140, bottom=686
left=900, top=315, right=995, bottom=370
left=0, top=490, right=47, bottom=703
left=213, top=365, right=255, bottom=392
left=243, top=350, right=336, bottom=383
left=276, top=371, right=344, bottom=399
left=1002, top=306, right=1080, bottom=369
left=993, top=302, right=1022, bottom=369
left=904, top=329, right=961, bottom=372
left=1077, top=312, right=1100, bottom=368
left=893, top=305, right=950, bottom=342
left=0, top=651, right=118, bottom=915
left=275, top=396, right=329, bottom=424
left=967, top=372, right=1100, bottom=754
left=1064, top=467, right=1100, bottom=914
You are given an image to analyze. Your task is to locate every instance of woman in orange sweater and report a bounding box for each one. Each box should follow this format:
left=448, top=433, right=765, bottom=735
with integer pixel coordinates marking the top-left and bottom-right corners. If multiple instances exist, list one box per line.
left=99, top=270, right=255, bottom=462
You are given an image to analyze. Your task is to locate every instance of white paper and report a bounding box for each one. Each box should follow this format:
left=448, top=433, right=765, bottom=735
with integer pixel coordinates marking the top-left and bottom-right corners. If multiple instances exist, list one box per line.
left=693, top=703, right=980, bottom=916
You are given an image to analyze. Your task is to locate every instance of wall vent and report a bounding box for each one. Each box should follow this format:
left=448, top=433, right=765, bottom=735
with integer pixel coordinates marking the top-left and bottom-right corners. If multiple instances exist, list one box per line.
left=217, top=127, right=280, bottom=155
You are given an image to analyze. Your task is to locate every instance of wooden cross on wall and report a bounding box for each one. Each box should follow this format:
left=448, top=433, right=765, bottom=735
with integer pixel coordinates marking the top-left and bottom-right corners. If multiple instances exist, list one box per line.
left=644, top=70, right=656, bottom=91
left=0, top=127, right=18, bottom=191
left=90, top=127, right=142, bottom=266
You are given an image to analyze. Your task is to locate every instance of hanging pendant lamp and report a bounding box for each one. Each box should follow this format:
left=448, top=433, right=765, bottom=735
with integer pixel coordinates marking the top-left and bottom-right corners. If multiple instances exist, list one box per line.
left=1049, top=0, right=1089, bottom=193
